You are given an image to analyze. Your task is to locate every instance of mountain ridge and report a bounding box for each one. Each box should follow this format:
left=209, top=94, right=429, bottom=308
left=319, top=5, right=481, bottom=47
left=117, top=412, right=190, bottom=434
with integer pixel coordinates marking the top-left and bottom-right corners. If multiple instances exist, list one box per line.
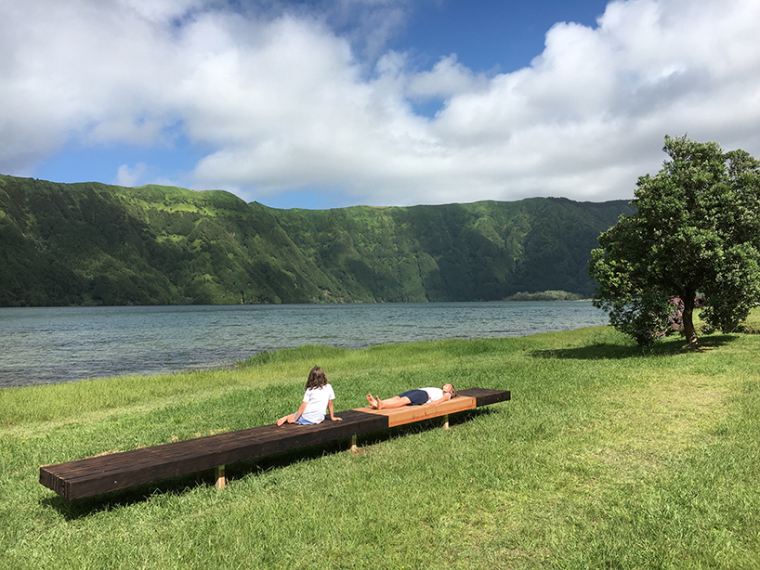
left=0, top=174, right=633, bottom=306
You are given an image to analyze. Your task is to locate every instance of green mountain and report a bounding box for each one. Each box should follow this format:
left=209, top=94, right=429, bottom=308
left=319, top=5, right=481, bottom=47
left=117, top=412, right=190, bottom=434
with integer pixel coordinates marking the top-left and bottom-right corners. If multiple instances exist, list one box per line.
left=0, top=174, right=633, bottom=306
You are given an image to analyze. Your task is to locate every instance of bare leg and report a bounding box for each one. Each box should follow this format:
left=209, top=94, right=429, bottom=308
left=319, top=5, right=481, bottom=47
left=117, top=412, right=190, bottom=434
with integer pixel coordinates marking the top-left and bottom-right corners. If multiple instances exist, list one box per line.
left=376, top=396, right=412, bottom=410
left=277, top=414, right=295, bottom=427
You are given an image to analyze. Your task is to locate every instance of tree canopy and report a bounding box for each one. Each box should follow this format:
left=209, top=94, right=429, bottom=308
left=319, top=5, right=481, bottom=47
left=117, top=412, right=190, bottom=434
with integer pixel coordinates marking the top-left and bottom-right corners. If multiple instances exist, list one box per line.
left=589, top=135, right=760, bottom=346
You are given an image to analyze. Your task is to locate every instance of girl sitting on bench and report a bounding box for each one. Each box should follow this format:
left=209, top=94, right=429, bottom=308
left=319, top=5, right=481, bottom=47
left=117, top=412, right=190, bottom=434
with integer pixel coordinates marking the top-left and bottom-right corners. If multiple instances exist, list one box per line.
left=277, top=366, right=343, bottom=426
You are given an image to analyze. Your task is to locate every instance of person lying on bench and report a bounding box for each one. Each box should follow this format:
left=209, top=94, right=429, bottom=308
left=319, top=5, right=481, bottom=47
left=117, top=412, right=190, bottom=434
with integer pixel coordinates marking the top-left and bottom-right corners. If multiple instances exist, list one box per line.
left=366, top=384, right=457, bottom=410
left=277, top=366, right=343, bottom=426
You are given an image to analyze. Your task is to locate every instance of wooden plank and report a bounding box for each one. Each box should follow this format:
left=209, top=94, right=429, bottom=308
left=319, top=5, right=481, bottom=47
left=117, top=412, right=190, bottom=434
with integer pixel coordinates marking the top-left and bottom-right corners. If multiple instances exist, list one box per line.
left=458, top=388, right=511, bottom=406
left=41, top=410, right=387, bottom=500
left=361, top=396, right=477, bottom=427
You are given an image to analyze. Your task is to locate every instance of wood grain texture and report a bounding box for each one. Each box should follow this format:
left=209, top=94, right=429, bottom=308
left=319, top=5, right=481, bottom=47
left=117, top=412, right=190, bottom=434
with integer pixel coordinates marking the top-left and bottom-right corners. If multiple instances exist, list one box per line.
left=361, top=396, right=477, bottom=427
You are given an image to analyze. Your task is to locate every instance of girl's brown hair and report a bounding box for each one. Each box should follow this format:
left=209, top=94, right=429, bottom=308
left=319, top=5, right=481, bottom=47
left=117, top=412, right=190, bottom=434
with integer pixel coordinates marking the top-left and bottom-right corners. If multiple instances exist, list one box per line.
left=305, top=366, right=328, bottom=390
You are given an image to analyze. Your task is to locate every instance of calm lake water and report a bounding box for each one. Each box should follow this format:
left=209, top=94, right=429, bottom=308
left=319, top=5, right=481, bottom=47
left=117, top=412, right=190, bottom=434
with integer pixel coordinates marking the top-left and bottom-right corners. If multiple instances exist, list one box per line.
left=0, top=302, right=607, bottom=387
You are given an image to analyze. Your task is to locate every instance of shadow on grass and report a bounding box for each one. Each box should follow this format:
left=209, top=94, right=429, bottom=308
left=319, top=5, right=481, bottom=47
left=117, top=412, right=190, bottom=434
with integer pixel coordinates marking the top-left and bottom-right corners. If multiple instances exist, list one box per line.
left=531, top=334, right=738, bottom=360
left=40, top=408, right=497, bottom=520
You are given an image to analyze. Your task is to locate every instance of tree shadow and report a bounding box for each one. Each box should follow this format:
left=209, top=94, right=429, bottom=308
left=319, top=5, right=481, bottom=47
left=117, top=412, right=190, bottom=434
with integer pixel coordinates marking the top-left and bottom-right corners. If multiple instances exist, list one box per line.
left=530, top=334, right=738, bottom=360
left=40, top=408, right=496, bottom=520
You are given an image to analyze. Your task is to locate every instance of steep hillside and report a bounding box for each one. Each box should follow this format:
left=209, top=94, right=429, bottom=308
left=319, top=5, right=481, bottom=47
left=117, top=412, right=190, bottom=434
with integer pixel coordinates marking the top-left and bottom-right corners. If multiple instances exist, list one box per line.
left=0, top=174, right=633, bottom=306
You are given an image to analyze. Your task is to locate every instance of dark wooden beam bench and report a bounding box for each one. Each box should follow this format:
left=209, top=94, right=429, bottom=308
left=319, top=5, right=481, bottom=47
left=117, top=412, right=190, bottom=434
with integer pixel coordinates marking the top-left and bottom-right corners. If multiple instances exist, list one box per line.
left=40, top=387, right=509, bottom=500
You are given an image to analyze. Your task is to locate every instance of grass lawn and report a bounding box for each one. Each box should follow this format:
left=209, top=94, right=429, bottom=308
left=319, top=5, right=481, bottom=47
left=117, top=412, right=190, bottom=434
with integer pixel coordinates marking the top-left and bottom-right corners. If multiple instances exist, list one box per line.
left=1, top=322, right=759, bottom=569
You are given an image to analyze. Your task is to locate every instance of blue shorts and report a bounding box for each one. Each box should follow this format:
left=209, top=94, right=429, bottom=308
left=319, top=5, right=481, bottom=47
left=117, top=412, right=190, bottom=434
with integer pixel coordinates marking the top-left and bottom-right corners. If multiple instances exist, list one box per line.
left=295, top=415, right=315, bottom=425
left=399, top=389, right=428, bottom=406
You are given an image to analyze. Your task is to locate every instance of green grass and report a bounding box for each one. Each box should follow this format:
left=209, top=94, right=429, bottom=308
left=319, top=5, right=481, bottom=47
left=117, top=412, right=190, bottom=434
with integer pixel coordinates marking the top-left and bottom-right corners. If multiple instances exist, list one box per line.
left=2, top=324, right=759, bottom=569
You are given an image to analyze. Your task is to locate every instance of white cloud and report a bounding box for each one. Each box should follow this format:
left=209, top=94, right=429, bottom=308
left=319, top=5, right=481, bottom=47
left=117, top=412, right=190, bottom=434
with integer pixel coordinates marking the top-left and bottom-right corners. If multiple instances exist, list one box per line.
left=2, top=0, right=760, bottom=207
left=115, top=162, right=147, bottom=187
left=407, top=54, right=489, bottom=101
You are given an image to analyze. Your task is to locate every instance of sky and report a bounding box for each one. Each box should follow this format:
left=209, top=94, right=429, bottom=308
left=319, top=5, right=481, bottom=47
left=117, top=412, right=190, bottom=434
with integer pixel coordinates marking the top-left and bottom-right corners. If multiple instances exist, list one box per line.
left=2, top=0, right=760, bottom=210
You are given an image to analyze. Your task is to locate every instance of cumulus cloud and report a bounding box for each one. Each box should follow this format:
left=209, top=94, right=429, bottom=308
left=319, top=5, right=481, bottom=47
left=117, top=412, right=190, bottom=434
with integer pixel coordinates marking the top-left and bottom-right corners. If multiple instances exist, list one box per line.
left=115, top=162, right=148, bottom=187
left=1, top=0, right=760, bottom=206
left=407, top=54, right=490, bottom=100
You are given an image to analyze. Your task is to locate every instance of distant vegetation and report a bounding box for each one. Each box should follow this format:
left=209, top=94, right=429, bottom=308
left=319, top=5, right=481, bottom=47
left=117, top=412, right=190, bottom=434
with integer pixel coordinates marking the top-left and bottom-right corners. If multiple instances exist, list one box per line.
left=0, top=174, right=632, bottom=306
left=504, top=290, right=586, bottom=302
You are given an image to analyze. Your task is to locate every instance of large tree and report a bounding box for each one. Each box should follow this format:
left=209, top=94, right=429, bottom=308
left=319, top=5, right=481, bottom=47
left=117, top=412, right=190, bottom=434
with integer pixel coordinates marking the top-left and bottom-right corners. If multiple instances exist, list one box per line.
left=589, top=136, right=760, bottom=346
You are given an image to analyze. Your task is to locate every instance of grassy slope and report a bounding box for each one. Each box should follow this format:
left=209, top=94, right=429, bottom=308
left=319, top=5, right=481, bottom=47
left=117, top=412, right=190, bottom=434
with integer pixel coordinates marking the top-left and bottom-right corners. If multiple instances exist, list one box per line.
left=0, top=174, right=632, bottom=306
left=1, top=324, right=759, bottom=569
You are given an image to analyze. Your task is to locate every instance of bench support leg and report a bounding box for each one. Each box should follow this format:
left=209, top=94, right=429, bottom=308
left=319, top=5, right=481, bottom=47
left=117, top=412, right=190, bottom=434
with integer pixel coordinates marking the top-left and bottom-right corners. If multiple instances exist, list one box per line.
left=215, top=465, right=226, bottom=490
left=350, top=434, right=358, bottom=454
left=443, top=414, right=449, bottom=430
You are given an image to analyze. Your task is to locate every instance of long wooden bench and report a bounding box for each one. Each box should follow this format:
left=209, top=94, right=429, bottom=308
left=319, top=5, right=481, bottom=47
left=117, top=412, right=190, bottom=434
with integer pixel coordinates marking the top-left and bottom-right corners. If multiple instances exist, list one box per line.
left=40, top=388, right=509, bottom=500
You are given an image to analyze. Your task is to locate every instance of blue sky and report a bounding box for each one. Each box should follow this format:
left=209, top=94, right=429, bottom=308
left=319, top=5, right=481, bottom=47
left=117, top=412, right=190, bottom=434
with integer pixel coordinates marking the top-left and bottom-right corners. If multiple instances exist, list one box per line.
left=393, top=1, right=609, bottom=74
left=2, top=0, right=760, bottom=210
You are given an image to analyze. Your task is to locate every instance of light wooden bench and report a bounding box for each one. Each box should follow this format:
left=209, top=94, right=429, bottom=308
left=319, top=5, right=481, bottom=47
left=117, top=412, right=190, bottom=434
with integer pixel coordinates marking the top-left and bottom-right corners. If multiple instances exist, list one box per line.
left=40, top=388, right=509, bottom=500
left=361, top=389, right=480, bottom=427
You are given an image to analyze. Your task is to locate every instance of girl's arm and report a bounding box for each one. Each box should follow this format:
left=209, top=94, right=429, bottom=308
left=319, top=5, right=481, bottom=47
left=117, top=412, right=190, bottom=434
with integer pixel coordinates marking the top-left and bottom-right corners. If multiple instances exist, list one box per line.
left=426, top=392, right=452, bottom=407
left=293, top=400, right=308, bottom=421
left=328, top=399, right=342, bottom=421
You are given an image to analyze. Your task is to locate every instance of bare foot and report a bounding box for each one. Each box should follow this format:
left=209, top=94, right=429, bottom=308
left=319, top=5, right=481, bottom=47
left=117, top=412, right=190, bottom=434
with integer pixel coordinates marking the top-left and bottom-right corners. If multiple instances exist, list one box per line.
left=277, top=415, right=288, bottom=426
left=367, top=394, right=379, bottom=409
left=376, top=397, right=383, bottom=410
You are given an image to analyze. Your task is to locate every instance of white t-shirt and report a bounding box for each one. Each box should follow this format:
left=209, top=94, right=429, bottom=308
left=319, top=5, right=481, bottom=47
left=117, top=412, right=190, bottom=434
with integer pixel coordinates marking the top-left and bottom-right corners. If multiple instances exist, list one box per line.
left=301, top=384, right=336, bottom=424
left=421, top=387, right=443, bottom=403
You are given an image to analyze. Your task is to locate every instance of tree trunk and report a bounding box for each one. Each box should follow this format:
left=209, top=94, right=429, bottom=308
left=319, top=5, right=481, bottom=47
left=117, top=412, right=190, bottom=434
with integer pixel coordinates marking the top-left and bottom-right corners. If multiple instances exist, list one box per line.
left=682, top=295, right=698, bottom=345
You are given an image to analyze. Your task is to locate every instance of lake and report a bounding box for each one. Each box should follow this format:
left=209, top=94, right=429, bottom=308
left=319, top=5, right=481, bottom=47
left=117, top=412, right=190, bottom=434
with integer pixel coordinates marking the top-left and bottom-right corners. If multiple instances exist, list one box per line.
left=0, top=302, right=608, bottom=387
